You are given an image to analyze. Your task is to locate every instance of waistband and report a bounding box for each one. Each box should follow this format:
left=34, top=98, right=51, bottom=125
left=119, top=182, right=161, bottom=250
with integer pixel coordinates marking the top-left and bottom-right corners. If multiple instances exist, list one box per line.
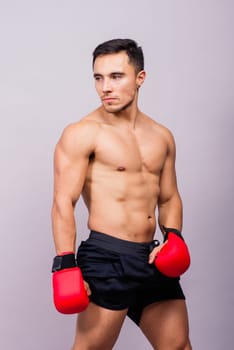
left=88, top=231, right=159, bottom=256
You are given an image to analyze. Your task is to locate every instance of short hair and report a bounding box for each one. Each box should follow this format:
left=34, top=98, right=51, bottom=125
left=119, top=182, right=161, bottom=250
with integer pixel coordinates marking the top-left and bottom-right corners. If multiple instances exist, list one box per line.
left=92, top=38, right=144, bottom=73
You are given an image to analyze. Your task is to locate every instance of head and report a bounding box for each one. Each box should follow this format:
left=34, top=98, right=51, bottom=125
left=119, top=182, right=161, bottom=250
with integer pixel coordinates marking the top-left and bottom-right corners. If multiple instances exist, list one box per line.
left=92, top=39, right=146, bottom=114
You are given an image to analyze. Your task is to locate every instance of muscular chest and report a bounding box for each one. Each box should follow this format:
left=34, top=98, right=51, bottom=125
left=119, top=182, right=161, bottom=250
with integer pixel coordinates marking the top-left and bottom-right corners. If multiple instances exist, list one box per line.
left=94, top=126, right=167, bottom=174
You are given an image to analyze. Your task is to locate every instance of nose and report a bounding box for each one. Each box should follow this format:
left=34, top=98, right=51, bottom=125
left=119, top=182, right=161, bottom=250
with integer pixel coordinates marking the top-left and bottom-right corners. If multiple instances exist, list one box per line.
left=102, top=78, right=112, bottom=93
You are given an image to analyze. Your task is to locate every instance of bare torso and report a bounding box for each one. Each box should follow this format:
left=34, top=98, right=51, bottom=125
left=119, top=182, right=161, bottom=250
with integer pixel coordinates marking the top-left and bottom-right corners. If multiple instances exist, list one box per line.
left=81, top=109, right=168, bottom=242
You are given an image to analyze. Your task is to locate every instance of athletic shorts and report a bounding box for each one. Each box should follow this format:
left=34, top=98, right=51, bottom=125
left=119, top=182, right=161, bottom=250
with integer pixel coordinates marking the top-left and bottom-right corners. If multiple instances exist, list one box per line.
left=76, top=231, right=185, bottom=325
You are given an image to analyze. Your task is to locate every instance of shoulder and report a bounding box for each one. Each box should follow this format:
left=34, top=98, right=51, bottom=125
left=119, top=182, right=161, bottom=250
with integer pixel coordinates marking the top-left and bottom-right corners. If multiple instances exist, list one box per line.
left=142, top=113, right=176, bottom=147
left=63, top=115, right=101, bottom=139
left=56, top=114, right=102, bottom=156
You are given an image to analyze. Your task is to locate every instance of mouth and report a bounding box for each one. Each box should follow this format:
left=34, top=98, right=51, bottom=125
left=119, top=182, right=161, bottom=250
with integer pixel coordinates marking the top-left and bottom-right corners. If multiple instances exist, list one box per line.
left=102, top=97, right=116, bottom=103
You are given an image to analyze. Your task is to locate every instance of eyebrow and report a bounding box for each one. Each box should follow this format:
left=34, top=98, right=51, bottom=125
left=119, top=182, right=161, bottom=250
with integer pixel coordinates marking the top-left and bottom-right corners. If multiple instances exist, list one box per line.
left=93, top=73, right=102, bottom=78
left=93, top=71, right=125, bottom=78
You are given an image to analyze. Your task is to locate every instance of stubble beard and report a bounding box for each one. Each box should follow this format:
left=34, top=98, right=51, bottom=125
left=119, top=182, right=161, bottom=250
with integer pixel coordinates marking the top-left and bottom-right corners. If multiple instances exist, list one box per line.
left=103, top=97, right=135, bottom=115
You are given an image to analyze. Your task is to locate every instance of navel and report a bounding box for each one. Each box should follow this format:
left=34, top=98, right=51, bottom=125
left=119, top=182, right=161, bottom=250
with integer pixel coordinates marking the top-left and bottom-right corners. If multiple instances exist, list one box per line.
left=117, top=166, right=126, bottom=171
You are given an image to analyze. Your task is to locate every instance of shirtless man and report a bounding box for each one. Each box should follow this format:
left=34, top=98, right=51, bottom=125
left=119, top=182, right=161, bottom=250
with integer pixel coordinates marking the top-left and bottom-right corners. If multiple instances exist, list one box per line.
left=51, top=38, right=192, bottom=350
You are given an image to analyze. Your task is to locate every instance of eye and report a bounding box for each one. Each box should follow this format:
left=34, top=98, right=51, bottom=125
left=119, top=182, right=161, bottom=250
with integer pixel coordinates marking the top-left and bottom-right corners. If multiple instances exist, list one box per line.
left=112, top=73, right=123, bottom=80
left=94, top=75, right=102, bottom=82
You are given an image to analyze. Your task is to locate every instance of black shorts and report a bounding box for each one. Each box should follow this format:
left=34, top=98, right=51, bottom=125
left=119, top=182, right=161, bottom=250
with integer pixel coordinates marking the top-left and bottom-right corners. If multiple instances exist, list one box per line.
left=77, top=231, right=185, bottom=325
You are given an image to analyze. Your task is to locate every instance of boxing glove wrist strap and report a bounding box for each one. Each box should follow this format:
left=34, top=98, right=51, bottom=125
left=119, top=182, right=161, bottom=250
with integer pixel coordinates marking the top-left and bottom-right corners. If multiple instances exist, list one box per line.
left=52, top=253, right=77, bottom=272
left=163, top=226, right=184, bottom=242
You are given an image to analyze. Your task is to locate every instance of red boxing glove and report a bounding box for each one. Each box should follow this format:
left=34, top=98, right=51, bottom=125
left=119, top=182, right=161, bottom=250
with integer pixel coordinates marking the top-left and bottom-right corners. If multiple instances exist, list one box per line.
left=52, top=252, right=89, bottom=314
left=154, top=227, right=191, bottom=277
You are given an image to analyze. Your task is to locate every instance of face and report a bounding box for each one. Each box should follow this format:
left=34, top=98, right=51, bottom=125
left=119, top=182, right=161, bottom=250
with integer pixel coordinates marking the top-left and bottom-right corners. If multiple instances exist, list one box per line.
left=93, top=51, right=145, bottom=114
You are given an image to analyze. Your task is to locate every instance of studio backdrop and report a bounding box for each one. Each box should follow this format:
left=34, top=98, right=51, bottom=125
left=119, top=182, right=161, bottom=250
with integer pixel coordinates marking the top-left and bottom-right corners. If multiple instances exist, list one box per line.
left=0, top=1, right=233, bottom=349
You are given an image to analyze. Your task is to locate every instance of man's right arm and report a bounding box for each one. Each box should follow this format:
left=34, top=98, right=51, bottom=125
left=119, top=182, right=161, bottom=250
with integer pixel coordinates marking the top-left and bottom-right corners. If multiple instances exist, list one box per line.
left=51, top=120, right=98, bottom=255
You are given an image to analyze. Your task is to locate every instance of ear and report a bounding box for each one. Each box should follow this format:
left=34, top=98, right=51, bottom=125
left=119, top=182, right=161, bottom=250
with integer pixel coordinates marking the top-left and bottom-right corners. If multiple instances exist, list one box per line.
left=136, top=70, right=146, bottom=88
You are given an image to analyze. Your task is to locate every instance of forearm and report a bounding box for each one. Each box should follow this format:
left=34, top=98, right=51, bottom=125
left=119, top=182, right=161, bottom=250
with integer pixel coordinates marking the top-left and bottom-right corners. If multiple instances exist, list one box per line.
left=158, top=192, right=183, bottom=234
left=51, top=195, right=77, bottom=255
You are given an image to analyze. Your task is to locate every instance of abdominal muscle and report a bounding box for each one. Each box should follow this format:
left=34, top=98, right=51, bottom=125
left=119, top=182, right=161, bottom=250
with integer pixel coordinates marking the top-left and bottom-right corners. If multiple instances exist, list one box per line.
left=82, top=169, right=160, bottom=243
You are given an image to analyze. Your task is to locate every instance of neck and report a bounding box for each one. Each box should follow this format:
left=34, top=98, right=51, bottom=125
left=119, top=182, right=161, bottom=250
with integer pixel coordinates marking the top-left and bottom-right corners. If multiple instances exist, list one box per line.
left=102, top=106, right=140, bottom=129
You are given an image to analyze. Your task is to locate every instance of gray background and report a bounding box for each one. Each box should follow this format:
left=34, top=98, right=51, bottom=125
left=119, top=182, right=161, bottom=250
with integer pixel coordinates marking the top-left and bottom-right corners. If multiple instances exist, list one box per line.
left=0, top=0, right=233, bottom=349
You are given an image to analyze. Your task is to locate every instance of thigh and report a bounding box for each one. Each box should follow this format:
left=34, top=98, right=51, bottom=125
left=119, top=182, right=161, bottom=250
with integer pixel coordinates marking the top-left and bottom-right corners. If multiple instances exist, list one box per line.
left=72, top=302, right=128, bottom=350
left=139, top=300, right=192, bottom=350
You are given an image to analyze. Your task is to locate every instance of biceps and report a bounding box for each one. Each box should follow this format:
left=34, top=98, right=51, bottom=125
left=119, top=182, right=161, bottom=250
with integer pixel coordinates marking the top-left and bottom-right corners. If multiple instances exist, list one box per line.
left=53, top=147, right=89, bottom=204
left=159, top=159, right=178, bottom=204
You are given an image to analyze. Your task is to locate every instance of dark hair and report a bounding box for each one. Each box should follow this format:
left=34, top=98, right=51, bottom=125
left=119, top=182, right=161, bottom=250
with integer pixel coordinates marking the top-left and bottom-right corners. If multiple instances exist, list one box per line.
left=92, top=38, right=144, bottom=73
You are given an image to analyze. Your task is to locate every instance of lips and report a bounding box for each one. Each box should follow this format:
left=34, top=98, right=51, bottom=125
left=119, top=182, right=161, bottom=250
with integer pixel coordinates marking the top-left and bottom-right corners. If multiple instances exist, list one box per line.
left=102, top=97, right=116, bottom=103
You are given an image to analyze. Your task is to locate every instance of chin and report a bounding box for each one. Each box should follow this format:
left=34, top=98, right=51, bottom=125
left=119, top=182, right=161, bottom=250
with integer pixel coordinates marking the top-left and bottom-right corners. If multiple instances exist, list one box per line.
left=105, top=108, right=121, bottom=114
left=103, top=100, right=134, bottom=114
left=103, top=104, right=122, bottom=113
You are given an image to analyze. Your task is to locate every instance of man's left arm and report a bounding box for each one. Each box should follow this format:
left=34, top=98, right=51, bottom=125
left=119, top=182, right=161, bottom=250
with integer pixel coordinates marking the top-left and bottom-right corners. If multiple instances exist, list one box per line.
left=148, top=130, right=191, bottom=277
left=157, top=130, right=183, bottom=234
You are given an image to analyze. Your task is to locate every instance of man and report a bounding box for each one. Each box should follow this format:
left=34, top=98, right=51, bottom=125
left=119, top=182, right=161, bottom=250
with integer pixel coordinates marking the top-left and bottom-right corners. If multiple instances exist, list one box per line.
left=51, top=38, right=192, bottom=349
